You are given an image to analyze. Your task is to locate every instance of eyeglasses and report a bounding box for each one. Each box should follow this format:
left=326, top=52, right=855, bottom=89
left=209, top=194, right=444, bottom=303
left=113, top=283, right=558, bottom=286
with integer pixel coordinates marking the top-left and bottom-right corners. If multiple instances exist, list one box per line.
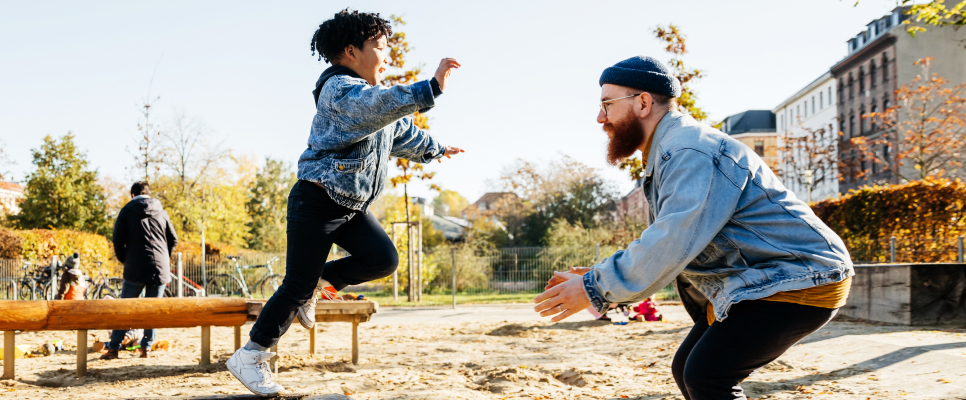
left=600, top=93, right=643, bottom=116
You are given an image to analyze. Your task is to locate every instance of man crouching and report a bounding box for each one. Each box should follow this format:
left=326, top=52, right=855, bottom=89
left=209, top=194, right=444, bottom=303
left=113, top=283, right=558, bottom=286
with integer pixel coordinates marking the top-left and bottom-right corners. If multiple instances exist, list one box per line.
left=534, top=56, right=853, bottom=400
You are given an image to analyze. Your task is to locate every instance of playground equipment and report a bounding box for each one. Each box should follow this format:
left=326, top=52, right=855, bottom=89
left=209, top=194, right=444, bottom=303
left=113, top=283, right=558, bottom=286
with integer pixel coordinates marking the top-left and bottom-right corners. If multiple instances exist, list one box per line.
left=0, top=297, right=377, bottom=379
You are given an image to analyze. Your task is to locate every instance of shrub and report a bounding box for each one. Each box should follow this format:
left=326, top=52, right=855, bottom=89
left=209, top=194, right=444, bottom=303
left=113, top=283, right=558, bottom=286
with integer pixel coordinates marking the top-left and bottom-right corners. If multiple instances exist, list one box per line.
left=812, top=177, right=966, bottom=263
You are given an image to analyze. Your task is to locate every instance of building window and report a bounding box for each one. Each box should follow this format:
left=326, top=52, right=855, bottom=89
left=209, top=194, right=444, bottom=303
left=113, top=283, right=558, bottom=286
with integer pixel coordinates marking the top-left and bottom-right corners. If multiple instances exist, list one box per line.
left=860, top=158, right=867, bottom=177
left=849, top=114, right=855, bottom=137
left=848, top=74, right=854, bottom=98
left=884, top=94, right=890, bottom=109
left=840, top=114, right=846, bottom=135
left=883, top=54, right=889, bottom=82
left=859, top=67, right=865, bottom=92
left=872, top=154, right=878, bottom=174
left=820, top=92, right=824, bottom=109
left=754, top=140, right=764, bottom=156
left=797, top=105, right=800, bottom=120
left=812, top=97, right=815, bottom=114
left=870, top=104, right=878, bottom=131
left=870, top=60, right=877, bottom=87
left=804, top=102, right=808, bottom=118
left=859, top=106, right=866, bottom=133
left=830, top=87, right=833, bottom=106
left=884, top=143, right=891, bottom=165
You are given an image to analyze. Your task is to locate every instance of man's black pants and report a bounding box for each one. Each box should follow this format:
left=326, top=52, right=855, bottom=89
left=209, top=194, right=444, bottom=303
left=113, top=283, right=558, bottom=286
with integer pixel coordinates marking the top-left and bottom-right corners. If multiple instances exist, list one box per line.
left=671, top=300, right=837, bottom=400
left=250, top=180, right=398, bottom=347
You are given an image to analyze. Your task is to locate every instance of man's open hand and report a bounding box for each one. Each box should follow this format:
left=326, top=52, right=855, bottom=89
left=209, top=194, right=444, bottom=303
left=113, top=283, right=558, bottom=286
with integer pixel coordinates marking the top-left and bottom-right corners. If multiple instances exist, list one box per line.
left=438, top=146, right=464, bottom=163
left=545, top=267, right=591, bottom=289
left=534, top=271, right=592, bottom=322
left=434, top=58, right=460, bottom=91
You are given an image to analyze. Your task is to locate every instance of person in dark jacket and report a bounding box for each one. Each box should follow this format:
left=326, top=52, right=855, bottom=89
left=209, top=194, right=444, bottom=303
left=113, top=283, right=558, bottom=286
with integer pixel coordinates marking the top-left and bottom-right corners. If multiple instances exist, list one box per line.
left=101, top=181, right=178, bottom=360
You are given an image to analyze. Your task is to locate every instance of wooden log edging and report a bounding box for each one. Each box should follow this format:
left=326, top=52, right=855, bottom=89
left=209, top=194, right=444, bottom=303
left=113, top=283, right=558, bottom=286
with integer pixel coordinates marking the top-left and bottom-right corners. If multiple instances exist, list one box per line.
left=0, top=298, right=250, bottom=380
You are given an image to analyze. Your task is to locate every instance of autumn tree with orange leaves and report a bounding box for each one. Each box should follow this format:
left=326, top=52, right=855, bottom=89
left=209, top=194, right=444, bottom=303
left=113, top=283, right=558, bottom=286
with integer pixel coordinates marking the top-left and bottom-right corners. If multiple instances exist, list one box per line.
left=618, top=24, right=713, bottom=181
left=847, top=57, right=966, bottom=185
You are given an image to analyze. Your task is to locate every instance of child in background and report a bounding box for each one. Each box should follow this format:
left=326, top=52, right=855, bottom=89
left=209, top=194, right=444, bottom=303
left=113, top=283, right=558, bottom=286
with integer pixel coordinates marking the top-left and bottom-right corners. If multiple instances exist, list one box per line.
left=630, top=297, right=664, bottom=322
left=56, top=253, right=87, bottom=300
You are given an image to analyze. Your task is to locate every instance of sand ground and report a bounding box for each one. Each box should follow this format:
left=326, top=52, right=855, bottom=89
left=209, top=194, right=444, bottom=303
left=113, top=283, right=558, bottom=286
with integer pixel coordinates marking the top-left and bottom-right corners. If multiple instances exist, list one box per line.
left=1, top=304, right=965, bottom=400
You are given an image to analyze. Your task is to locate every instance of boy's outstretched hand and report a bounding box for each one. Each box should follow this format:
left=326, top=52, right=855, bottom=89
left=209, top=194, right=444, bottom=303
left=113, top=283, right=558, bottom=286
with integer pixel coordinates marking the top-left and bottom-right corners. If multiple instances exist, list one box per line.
left=534, top=271, right=592, bottom=322
left=434, top=58, right=461, bottom=91
left=438, top=146, right=464, bottom=163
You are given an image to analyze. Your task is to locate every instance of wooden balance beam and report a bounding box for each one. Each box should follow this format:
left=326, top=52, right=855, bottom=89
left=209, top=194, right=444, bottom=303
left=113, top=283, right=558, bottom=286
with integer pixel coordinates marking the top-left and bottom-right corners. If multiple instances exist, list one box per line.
left=0, top=298, right=248, bottom=380
left=243, top=300, right=378, bottom=371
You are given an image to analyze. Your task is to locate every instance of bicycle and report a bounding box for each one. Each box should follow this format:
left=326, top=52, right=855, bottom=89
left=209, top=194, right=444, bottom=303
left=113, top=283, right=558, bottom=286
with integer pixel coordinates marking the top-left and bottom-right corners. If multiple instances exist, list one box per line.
left=16, top=261, right=55, bottom=300
left=0, top=260, right=31, bottom=300
left=165, top=271, right=206, bottom=297
left=205, top=256, right=281, bottom=299
left=85, top=261, right=123, bottom=299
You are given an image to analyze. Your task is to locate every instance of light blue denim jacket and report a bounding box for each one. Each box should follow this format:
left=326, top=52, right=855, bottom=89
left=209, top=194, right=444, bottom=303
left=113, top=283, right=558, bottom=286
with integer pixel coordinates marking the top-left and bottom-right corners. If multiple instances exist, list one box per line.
left=298, top=70, right=446, bottom=211
left=583, top=111, right=853, bottom=322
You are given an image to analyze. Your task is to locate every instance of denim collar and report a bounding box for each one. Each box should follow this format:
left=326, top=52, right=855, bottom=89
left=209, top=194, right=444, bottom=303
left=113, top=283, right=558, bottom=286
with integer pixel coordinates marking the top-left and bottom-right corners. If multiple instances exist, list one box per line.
left=644, top=110, right=684, bottom=178
left=313, top=65, right=362, bottom=106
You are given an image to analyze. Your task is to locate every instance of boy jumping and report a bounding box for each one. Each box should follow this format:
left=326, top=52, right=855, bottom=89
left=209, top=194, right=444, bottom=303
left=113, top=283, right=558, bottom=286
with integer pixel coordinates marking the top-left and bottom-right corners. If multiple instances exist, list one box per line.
left=228, top=9, right=463, bottom=396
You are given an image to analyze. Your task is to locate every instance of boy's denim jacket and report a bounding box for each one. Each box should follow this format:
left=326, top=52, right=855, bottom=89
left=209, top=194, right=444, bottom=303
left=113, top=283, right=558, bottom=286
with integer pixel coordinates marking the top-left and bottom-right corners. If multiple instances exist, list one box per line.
left=298, top=66, right=446, bottom=211
left=583, top=111, right=853, bottom=322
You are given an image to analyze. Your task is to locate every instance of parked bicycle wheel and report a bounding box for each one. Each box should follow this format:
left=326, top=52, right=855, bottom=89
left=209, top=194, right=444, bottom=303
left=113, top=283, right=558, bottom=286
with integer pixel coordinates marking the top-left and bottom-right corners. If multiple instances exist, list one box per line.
left=90, top=283, right=118, bottom=299
left=252, top=274, right=283, bottom=299
left=18, top=280, right=38, bottom=300
left=107, top=277, right=124, bottom=294
left=206, top=274, right=247, bottom=297
left=0, top=279, right=18, bottom=300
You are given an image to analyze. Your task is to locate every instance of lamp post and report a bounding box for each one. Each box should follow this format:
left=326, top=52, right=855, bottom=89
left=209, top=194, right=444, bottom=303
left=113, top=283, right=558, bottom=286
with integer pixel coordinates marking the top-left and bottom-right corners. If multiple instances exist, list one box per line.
left=804, top=169, right=814, bottom=203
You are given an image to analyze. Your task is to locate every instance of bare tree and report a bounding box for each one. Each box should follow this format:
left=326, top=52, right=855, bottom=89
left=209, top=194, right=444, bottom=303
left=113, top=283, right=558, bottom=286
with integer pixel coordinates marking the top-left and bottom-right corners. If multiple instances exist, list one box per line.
left=846, top=57, right=966, bottom=184
left=162, top=110, right=229, bottom=193
left=0, top=138, right=13, bottom=182
left=777, top=120, right=838, bottom=200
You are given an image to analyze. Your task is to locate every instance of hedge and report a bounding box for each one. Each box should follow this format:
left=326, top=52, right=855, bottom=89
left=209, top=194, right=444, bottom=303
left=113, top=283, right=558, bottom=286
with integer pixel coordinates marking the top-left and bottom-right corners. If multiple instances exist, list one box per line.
left=812, top=178, right=966, bottom=263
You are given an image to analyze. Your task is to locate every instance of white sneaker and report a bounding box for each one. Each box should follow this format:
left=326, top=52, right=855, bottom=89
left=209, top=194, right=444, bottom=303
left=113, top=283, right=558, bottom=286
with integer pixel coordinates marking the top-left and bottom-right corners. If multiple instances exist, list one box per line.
left=226, top=347, right=284, bottom=397
left=297, top=279, right=340, bottom=330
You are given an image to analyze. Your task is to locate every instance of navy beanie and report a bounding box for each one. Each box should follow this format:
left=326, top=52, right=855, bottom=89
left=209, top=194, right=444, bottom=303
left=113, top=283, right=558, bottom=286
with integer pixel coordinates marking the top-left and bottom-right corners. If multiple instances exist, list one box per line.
left=599, top=56, right=681, bottom=98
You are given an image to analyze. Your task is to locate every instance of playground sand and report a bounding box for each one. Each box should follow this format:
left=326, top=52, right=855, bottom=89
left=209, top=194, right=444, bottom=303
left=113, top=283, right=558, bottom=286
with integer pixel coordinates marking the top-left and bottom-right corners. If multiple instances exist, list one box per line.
left=1, top=305, right=965, bottom=399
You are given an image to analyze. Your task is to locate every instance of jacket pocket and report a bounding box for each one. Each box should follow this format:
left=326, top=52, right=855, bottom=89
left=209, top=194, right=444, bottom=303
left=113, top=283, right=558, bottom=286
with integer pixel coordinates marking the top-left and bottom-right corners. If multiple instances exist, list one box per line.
left=333, top=156, right=367, bottom=173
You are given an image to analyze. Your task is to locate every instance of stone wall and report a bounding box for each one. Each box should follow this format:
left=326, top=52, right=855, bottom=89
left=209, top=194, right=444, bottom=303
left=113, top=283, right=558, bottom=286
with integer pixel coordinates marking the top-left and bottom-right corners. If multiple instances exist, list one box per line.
left=841, top=263, right=966, bottom=326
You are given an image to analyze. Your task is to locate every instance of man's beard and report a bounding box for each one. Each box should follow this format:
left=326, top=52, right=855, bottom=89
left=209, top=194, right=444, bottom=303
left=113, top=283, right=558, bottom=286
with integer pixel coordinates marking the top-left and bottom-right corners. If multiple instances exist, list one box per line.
left=604, top=116, right=645, bottom=166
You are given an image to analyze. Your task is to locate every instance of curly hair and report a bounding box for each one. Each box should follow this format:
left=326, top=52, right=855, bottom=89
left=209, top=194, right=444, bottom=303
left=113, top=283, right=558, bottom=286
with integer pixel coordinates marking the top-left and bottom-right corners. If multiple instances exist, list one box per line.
left=311, top=8, right=392, bottom=64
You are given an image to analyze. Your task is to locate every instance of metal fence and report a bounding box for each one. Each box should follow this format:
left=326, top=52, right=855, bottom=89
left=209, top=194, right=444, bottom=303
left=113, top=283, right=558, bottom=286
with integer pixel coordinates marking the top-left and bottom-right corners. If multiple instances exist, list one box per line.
left=848, top=236, right=965, bottom=264
left=0, top=245, right=675, bottom=303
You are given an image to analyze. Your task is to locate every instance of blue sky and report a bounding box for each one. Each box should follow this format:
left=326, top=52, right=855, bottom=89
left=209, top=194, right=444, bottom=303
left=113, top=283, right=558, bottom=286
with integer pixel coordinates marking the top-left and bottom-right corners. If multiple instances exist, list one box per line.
left=0, top=0, right=902, bottom=202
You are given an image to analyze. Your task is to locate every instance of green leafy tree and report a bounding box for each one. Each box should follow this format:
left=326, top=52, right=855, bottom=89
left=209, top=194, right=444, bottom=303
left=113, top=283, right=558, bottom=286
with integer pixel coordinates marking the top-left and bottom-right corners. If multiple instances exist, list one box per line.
left=246, top=157, right=296, bottom=252
left=497, top=156, right=617, bottom=246
left=12, top=133, right=110, bottom=236
left=619, top=24, right=713, bottom=181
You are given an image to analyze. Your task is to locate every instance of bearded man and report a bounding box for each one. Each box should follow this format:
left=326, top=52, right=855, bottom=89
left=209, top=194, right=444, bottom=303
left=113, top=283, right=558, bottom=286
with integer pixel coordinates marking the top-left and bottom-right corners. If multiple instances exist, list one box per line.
left=534, top=56, right=854, bottom=400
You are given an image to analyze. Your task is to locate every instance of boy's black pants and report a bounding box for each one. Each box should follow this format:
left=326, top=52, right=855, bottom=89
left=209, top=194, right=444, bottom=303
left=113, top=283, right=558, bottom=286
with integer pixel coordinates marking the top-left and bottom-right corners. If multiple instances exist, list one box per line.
left=671, top=300, right=837, bottom=400
left=250, top=180, right=398, bottom=347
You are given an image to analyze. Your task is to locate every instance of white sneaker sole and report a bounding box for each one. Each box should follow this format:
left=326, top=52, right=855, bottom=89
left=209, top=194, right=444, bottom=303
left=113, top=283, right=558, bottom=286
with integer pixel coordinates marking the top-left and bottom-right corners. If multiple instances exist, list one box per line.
left=297, top=306, right=315, bottom=330
left=226, top=352, right=283, bottom=397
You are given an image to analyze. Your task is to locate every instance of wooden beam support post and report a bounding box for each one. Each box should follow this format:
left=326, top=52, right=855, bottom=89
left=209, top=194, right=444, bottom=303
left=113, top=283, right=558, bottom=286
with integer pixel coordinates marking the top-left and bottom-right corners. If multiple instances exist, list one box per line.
left=233, top=325, right=241, bottom=351
left=269, top=345, right=278, bottom=374
left=2, top=331, right=14, bottom=379
left=351, top=316, right=359, bottom=365
left=200, top=325, right=211, bottom=366
left=76, top=329, right=87, bottom=378
left=309, top=324, right=316, bottom=354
